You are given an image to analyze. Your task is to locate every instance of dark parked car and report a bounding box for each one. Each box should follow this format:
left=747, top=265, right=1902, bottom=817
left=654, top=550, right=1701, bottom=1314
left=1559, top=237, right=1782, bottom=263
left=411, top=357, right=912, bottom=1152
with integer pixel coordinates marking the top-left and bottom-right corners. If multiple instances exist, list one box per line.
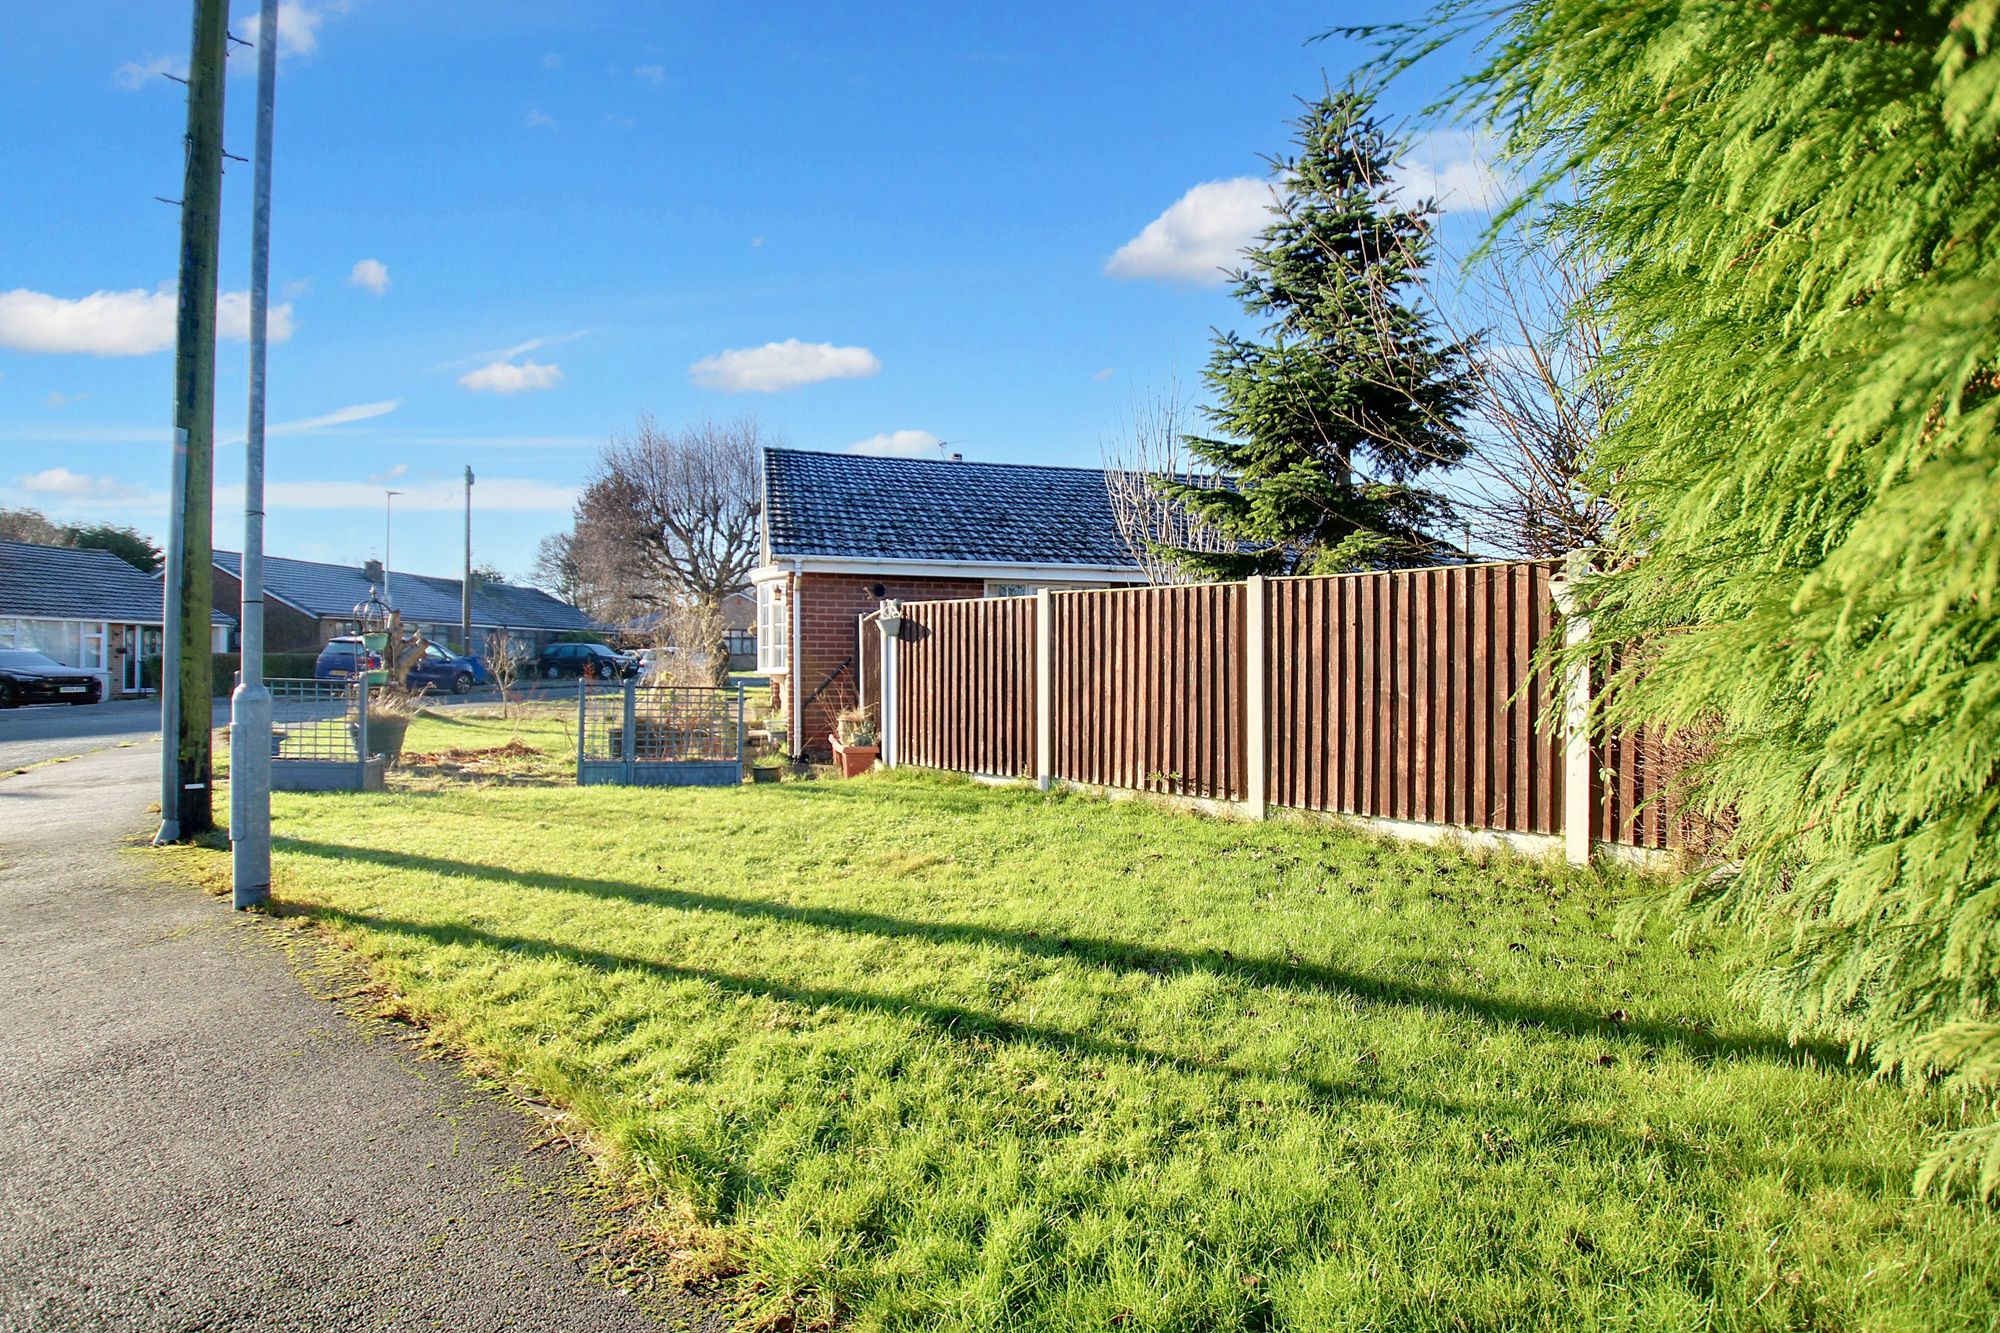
left=313, top=636, right=381, bottom=683
left=315, top=636, right=485, bottom=694
left=0, top=650, right=103, bottom=708
left=536, top=641, right=638, bottom=680
left=407, top=642, right=486, bottom=694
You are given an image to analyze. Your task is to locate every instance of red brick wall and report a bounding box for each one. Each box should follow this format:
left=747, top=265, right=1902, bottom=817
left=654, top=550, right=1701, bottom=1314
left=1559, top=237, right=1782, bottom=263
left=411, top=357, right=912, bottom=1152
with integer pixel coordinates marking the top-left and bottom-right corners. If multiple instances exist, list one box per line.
left=788, top=571, right=985, bottom=759
left=210, top=566, right=324, bottom=653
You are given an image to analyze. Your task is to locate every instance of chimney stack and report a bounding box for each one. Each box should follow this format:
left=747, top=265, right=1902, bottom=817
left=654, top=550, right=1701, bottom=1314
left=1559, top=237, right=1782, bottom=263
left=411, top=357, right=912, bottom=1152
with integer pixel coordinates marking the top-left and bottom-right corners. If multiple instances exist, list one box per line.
left=363, top=558, right=384, bottom=584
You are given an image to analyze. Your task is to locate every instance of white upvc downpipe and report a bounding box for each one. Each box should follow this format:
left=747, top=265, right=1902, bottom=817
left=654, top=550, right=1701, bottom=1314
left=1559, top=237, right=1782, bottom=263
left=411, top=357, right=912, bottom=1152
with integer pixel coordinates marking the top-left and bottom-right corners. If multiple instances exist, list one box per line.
left=789, top=558, right=803, bottom=760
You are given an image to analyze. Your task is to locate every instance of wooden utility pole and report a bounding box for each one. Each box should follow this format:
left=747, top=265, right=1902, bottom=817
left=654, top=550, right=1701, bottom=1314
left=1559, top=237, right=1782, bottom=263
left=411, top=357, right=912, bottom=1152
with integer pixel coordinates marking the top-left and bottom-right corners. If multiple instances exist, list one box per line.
left=157, top=0, right=229, bottom=843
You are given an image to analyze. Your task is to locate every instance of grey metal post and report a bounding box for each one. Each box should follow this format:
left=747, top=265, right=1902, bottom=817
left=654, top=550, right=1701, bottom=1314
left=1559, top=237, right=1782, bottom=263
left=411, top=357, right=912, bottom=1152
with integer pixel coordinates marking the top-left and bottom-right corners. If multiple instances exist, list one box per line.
left=229, top=0, right=279, bottom=909
left=734, top=681, right=746, bottom=775
left=575, top=676, right=587, bottom=782
left=621, top=677, right=637, bottom=782
left=356, top=677, right=370, bottom=771
left=460, top=466, right=474, bottom=653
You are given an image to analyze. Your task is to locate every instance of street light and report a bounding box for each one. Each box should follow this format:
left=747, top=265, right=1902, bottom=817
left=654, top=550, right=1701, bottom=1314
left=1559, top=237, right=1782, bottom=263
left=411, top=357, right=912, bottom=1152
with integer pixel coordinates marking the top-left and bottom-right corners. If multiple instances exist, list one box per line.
left=384, top=489, right=402, bottom=604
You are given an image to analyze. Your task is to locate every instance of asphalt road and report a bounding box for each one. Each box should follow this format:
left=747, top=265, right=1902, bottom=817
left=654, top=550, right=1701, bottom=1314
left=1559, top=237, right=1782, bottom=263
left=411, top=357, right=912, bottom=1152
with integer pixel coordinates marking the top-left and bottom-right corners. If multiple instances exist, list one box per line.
left=0, top=690, right=526, bottom=772
left=0, top=743, right=719, bottom=1332
left=0, top=697, right=207, bottom=772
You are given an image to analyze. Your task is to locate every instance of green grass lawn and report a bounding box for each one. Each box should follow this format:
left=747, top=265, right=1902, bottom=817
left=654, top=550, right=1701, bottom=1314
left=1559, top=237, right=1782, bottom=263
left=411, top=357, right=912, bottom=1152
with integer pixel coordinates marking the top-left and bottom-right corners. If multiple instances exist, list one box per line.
left=181, top=733, right=1999, bottom=1331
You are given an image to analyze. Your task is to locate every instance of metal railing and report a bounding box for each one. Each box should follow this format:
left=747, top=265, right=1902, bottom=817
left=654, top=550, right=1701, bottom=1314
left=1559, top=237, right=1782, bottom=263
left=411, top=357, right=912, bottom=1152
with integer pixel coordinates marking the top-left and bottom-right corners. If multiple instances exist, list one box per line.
left=577, top=680, right=746, bottom=786
left=267, top=677, right=366, bottom=761
left=264, top=677, right=381, bottom=790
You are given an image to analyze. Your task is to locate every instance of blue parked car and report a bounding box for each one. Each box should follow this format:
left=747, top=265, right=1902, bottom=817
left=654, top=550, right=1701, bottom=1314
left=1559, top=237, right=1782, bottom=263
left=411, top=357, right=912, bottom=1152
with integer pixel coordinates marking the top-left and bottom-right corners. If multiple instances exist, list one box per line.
left=315, top=636, right=485, bottom=694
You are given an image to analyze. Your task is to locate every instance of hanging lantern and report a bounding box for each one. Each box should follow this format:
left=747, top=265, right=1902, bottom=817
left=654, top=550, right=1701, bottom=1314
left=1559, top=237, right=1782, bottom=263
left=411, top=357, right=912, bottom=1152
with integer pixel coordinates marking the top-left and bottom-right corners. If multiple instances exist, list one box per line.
left=354, top=586, right=392, bottom=635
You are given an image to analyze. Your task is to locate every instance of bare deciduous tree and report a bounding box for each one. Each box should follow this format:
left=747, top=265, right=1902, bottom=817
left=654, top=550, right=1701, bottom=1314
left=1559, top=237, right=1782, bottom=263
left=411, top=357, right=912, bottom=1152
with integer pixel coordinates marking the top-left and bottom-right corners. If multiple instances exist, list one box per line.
left=1428, top=233, right=1614, bottom=558
left=1100, top=386, right=1236, bottom=585
left=527, top=531, right=585, bottom=607
left=571, top=415, right=765, bottom=684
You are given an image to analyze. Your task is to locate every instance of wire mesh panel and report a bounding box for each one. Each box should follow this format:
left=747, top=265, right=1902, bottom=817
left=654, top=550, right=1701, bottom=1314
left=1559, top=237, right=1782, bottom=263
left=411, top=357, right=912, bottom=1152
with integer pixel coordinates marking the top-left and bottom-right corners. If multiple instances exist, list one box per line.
left=577, top=681, right=745, bottom=786
left=267, top=677, right=381, bottom=790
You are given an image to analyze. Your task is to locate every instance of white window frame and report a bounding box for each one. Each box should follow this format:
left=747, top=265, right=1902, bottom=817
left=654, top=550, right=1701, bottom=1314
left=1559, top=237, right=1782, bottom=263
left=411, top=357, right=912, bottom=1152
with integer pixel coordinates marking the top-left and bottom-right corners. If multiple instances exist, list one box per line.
left=983, top=580, right=1090, bottom=599
left=756, top=580, right=788, bottom=673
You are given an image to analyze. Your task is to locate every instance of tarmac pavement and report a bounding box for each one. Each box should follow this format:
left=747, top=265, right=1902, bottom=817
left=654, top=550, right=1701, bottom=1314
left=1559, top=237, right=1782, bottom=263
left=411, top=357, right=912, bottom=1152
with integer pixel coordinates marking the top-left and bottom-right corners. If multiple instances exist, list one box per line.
left=0, top=743, right=717, bottom=1332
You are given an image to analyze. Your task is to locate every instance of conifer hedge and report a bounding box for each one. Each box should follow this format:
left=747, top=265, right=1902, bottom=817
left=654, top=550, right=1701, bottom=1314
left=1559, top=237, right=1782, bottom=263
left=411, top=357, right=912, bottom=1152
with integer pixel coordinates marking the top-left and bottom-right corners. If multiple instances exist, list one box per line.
left=1454, top=1, right=1999, bottom=1196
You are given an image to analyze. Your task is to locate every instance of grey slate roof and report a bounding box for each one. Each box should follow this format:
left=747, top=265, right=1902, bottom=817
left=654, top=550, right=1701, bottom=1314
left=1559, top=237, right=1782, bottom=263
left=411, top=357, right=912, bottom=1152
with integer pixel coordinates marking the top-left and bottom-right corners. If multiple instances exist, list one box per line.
left=0, top=540, right=233, bottom=626
left=761, top=448, right=1142, bottom=567
left=211, top=551, right=592, bottom=633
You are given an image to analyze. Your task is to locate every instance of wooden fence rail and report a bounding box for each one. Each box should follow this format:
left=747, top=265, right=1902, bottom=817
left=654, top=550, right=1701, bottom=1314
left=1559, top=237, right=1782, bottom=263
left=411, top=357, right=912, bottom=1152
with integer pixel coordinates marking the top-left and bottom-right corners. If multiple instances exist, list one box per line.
left=886, top=561, right=1675, bottom=859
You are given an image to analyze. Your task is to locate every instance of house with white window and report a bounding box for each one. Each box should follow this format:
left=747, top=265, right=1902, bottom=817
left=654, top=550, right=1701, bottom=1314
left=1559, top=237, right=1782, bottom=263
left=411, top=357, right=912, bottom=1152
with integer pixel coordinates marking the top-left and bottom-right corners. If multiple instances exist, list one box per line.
left=751, top=448, right=1147, bottom=759
left=0, top=539, right=234, bottom=698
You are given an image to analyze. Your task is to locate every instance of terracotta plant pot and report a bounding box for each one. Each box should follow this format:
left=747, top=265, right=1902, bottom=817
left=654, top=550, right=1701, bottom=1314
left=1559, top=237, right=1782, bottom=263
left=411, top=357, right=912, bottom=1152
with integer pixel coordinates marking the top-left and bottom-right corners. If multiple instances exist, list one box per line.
left=829, top=735, right=879, bottom=778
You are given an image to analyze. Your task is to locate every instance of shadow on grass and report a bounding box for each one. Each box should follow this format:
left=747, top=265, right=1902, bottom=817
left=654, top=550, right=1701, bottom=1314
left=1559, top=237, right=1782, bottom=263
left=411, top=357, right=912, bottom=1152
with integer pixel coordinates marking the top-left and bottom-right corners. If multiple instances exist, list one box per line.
left=278, top=837, right=1841, bottom=1068
left=308, top=903, right=1896, bottom=1199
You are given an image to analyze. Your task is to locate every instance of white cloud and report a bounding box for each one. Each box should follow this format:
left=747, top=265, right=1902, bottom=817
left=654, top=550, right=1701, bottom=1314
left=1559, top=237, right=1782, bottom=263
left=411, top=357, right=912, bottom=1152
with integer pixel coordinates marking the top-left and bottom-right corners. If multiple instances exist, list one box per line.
left=542, top=52, right=562, bottom=70
left=14, top=467, right=157, bottom=505
left=216, top=290, right=296, bottom=343
left=272, top=399, right=399, bottom=434
left=44, top=391, right=89, bottom=409
left=1092, top=367, right=1115, bottom=382
left=113, top=55, right=186, bottom=90
left=367, top=463, right=409, bottom=484
left=845, top=430, right=943, bottom=459
left=0, top=286, right=291, bottom=357
left=236, top=0, right=340, bottom=58
left=348, top=258, right=389, bottom=295
left=1105, top=177, right=1273, bottom=286
left=1396, top=131, right=1514, bottom=214
left=432, top=330, right=590, bottom=375
left=688, top=339, right=880, bottom=393
left=525, top=108, right=557, bottom=129
left=458, top=360, right=564, bottom=394
left=634, top=64, right=666, bottom=85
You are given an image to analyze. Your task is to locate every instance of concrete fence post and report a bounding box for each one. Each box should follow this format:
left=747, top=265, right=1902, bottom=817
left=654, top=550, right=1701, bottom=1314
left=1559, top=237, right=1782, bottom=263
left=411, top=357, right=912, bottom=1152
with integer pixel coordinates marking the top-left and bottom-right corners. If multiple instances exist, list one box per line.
left=1035, top=588, right=1053, bottom=791
left=1553, top=561, right=1594, bottom=866
left=1243, top=575, right=1268, bottom=820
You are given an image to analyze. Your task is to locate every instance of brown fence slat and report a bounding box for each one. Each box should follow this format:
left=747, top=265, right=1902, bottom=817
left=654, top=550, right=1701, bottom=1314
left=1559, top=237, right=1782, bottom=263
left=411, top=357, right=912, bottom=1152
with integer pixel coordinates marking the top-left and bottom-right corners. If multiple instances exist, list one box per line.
left=895, top=561, right=1640, bottom=844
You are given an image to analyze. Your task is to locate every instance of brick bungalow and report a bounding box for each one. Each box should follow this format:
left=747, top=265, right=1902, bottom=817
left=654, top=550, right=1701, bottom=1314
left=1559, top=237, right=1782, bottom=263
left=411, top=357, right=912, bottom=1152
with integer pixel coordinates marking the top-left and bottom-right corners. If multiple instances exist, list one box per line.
left=752, top=448, right=1145, bottom=759
left=0, top=539, right=234, bottom=698
left=206, top=551, right=594, bottom=656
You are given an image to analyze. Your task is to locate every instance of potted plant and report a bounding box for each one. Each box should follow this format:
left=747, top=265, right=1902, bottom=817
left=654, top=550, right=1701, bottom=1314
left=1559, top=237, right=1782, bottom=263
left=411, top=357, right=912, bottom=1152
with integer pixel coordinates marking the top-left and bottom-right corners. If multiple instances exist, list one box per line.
left=351, top=688, right=422, bottom=766
left=829, top=705, right=879, bottom=779
left=750, top=757, right=784, bottom=784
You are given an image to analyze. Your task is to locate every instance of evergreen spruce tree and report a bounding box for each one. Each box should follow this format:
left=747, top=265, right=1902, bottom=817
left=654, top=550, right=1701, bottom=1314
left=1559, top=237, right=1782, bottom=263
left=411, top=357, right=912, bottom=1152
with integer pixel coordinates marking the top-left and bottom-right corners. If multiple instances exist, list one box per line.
left=1162, top=92, right=1476, bottom=578
left=1445, top=0, right=2000, bottom=1197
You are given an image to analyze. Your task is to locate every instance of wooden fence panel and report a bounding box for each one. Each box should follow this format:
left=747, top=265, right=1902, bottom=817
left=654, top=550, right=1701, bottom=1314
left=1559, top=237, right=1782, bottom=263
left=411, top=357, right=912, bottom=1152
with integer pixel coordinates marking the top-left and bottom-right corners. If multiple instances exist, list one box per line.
left=1266, top=563, right=1565, bottom=834
left=896, top=596, right=1035, bottom=777
left=891, top=561, right=1690, bottom=854
left=1594, top=728, right=1674, bottom=849
left=1051, top=583, right=1245, bottom=801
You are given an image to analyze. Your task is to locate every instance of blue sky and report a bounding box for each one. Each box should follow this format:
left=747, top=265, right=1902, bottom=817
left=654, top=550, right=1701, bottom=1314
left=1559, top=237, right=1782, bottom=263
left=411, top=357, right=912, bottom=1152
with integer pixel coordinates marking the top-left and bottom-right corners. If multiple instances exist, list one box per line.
left=0, top=2, right=1488, bottom=582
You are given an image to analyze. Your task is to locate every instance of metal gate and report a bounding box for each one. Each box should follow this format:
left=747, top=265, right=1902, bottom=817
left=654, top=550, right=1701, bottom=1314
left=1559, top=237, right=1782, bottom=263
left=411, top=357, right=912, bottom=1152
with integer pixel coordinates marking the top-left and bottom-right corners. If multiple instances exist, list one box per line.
left=576, top=680, right=746, bottom=786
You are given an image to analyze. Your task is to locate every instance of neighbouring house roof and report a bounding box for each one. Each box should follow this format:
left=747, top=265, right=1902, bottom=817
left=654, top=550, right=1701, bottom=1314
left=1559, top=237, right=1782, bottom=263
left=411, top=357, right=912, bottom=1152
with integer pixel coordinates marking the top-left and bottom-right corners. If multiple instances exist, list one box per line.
left=0, top=539, right=234, bottom=627
left=761, top=448, right=1142, bottom=570
left=211, top=551, right=594, bottom=634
